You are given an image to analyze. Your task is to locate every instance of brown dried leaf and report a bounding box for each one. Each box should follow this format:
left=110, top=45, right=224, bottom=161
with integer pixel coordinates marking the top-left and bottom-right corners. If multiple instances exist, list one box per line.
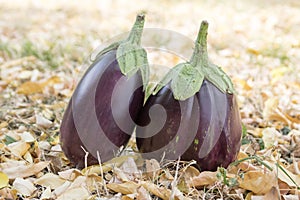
left=107, top=181, right=139, bottom=195
left=0, top=161, right=49, bottom=179
left=188, top=171, right=218, bottom=187
left=145, top=159, right=161, bottom=180
left=263, top=187, right=280, bottom=200
left=238, top=170, right=277, bottom=194
left=141, top=181, right=171, bottom=200
left=120, top=157, right=140, bottom=181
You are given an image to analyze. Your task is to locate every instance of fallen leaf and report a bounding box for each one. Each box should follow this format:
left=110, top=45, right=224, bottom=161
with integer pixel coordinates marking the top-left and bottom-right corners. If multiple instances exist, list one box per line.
left=141, top=181, right=171, bottom=200
left=58, top=168, right=83, bottom=181
left=188, top=171, right=218, bottom=187
left=36, top=113, right=53, bottom=129
left=262, top=127, right=281, bottom=148
left=12, top=177, right=36, bottom=196
left=0, top=161, right=49, bottom=179
left=145, top=159, right=161, bottom=180
left=82, top=154, right=139, bottom=175
left=0, top=172, right=9, bottom=189
left=282, top=195, right=300, bottom=200
left=17, top=81, right=43, bottom=95
left=7, top=141, right=30, bottom=157
left=56, top=187, right=90, bottom=200
left=107, top=181, right=139, bottom=195
left=34, top=173, right=66, bottom=189
left=263, top=187, right=280, bottom=200
left=137, top=186, right=151, bottom=200
left=40, top=186, right=52, bottom=200
left=120, top=157, right=140, bottom=181
left=238, top=170, right=277, bottom=194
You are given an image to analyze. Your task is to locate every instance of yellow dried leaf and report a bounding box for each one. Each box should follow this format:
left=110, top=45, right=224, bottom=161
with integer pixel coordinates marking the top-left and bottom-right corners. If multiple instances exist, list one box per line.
left=41, top=76, right=62, bottom=88
left=188, top=171, right=218, bottom=187
left=12, top=178, right=36, bottom=196
left=0, top=121, right=8, bottom=129
left=1, top=161, right=49, bottom=179
left=17, top=81, right=43, bottom=95
left=34, top=173, right=66, bottom=189
left=0, top=172, right=9, bottom=189
left=238, top=170, right=277, bottom=194
left=107, top=181, right=139, bottom=195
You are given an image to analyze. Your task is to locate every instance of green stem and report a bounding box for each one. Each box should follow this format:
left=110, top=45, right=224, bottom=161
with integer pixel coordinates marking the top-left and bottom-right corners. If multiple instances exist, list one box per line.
left=190, top=20, right=209, bottom=67
left=126, top=14, right=145, bottom=45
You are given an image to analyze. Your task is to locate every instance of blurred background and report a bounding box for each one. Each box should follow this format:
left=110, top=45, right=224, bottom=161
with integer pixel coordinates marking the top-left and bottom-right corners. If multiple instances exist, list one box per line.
left=1, top=0, right=300, bottom=126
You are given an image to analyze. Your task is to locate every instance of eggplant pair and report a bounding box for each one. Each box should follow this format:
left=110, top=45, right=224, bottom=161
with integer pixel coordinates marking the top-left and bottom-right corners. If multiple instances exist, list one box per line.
left=60, top=16, right=242, bottom=171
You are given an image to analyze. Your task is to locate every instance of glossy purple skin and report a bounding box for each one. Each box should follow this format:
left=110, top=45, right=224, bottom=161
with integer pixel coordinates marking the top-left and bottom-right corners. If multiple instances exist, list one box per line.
left=60, top=50, right=143, bottom=168
left=136, top=80, right=242, bottom=171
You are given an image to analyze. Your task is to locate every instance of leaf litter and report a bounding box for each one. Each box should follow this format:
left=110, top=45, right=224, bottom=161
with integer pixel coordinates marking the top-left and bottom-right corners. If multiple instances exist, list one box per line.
left=1, top=0, right=300, bottom=199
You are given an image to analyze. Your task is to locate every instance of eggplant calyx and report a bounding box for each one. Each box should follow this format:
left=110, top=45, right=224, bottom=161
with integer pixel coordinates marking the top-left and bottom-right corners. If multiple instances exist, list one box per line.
left=154, top=20, right=235, bottom=101
left=116, top=14, right=149, bottom=91
left=192, top=20, right=235, bottom=95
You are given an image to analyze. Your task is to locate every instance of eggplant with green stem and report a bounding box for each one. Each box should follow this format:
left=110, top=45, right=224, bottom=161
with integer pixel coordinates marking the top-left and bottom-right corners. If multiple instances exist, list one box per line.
left=136, top=21, right=242, bottom=171
left=60, top=14, right=149, bottom=168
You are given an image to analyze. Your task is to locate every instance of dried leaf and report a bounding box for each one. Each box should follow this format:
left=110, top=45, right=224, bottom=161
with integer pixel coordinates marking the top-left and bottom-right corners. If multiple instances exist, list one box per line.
left=7, top=141, right=30, bottom=157
left=120, top=157, right=140, bottom=181
left=56, top=187, right=90, bottom=200
left=262, top=127, right=281, bottom=148
left=282, top=195, right=300, bottom=200
left=36, top=114, right=53, bottom=129
left=34, top=173, right=66, bottom=189
left=58, top=168, right=83, bottom=181
left=107, top=181, right=139, bottom=195
left=263, top=187, right=280, bottom=200
left=141, top=181, right=171, bottom=200
left=17, top=81, right=43, bottom=95
left=12, top=177, right=36, bottom=196
left=188, top=171, right=218, bottom=187
left=82, top=154, right=139, bottom=175
left=0, top=172, right=9, bottom=189
left=238, top=170, right=277, bottom=194
left=145, top=159, right=161, bottom=179
left=0, top=161, right=49, bottom=179
left=137, top=186, right=151, bottom=200
left=40, top=186, right=52, bottom=200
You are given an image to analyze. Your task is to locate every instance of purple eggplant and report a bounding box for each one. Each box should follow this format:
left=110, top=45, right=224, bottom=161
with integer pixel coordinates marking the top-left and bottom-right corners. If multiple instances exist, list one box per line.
left=136, top=21, right=242, bottom=171
left=60, top=14, right=149, bottom=168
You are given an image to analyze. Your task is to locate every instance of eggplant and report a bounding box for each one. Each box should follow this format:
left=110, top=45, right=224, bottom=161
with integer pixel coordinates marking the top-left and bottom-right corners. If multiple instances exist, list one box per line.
left=136, top=21, right=242, bottom=171
left=60, top=14, right=149, bottom=168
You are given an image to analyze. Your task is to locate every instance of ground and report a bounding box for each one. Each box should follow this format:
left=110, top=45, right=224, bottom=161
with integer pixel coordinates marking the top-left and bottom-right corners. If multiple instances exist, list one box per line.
left=0, top=0, right=300, bottom=199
